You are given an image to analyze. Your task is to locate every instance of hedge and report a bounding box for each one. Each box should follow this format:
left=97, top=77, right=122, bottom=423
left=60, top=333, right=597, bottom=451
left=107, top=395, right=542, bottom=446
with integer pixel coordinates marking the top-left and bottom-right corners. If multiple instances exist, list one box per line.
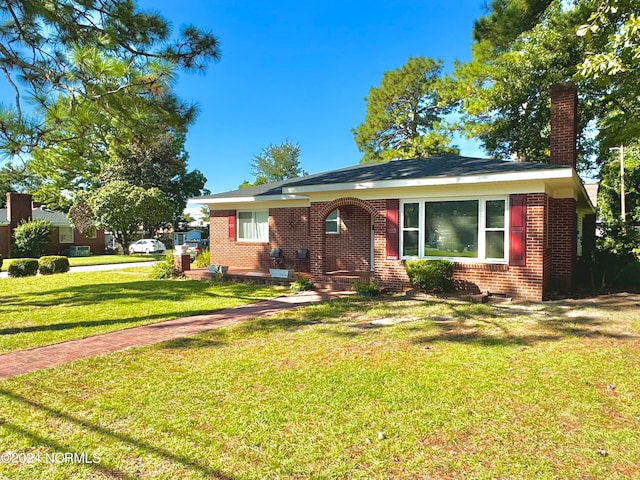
left=8, top=258, right=39, bottom=278
left=38, top=256, right=70, bottom=275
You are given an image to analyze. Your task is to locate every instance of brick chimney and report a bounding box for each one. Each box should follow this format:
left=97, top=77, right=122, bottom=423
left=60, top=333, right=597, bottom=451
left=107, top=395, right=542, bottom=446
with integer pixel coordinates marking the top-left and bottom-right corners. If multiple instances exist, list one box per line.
left=6, top=192, right=33, bottom=230
left=550, top=82, right=578, bottom=168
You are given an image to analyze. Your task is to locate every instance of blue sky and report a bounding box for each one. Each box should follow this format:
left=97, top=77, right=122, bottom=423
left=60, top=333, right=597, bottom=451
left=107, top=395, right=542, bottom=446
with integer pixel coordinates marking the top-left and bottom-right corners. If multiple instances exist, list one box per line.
left=138, top=0, right=488, bottom=198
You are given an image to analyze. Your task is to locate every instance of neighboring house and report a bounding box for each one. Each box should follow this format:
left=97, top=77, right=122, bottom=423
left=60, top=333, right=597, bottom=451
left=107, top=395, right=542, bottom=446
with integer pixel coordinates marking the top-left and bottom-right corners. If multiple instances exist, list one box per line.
left=0, top=192, right=106, bottom=257
left=191, top=83, right=596, bottom=301
left=173, top=229, right=202, bottom=246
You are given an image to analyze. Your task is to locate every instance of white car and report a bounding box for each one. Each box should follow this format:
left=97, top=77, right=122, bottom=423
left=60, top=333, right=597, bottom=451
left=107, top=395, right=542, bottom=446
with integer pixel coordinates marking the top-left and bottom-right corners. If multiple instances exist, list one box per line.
left=129, top=239, right=166, bottom=254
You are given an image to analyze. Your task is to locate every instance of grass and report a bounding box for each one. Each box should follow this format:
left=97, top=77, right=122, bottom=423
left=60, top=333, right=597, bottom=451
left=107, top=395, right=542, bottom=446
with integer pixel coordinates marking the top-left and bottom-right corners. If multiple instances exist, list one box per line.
left=0, top=293, right=638, bottom=478
left=2, top=254, right=165, bottom=270
left=0, top=269, right=284, bottom=353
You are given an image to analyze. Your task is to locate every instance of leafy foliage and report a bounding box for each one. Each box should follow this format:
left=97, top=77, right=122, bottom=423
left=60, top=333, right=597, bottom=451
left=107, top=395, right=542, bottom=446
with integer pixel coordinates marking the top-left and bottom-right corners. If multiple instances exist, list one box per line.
left=38, top=256, right=70, bottom=275
left=242, top=140, right=304, bottom=187
left=87, top=181, right=172, bottom=253
left=405, top=259, right=454, bottom=292
left=149, top=253, right=180, bottom=279
left=192, top=249, right=211, bottom=268
left=352, top=279, right=381, bottom=297
left=0, top=0, right=220, bottom=156
left=353, top=56, right=458, bottom=164
left=12, top=219, right=52, bottom=257
left=597, top=144, right=640, bottom=224
left=290, top=277, right=313, bottom=292
left=577, top=0, right=640, bottom=149
left=8, top=258, right=39, bottom=277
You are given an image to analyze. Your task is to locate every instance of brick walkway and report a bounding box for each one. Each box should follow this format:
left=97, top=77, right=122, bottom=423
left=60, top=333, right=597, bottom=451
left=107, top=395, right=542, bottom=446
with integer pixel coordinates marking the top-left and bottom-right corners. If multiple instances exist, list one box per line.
left=0, top=290, right=348, bottom=380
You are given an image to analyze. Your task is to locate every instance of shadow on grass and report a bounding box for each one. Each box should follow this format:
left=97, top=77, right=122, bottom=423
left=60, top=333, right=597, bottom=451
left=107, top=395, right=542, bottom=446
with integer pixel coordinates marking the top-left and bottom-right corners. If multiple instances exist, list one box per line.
left=215, top=295, right=640, bottom=348
left=0, top=310, right=216, bottom=336
left=0, top=387, right=237, bottom=479
left=0, top=279, right=277, bottom=311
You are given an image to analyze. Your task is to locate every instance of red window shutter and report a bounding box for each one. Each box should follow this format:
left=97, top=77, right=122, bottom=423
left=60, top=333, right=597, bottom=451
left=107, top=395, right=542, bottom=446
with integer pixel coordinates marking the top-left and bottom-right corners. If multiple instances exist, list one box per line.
left=228, top=211, right=236, bottom=241
left=509, top=195, right=526, bottom=266
left=386, top=199, right=400, bottom=260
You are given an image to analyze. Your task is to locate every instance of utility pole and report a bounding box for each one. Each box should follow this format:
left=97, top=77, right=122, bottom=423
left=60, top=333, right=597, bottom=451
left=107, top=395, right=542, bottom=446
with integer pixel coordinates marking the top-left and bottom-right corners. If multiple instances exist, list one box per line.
left=610, top=146, right=626, bottom=221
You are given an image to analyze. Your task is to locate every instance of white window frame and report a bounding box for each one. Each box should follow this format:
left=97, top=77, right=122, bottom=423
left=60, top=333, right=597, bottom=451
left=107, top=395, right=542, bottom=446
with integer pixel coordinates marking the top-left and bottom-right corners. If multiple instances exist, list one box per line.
left=400, top=196, right=509, bottom=263
left=237, top=210, right=269, bottom=243
left=59, top=226, right=74, bottom=244
left=325, top=209, right=340, bottom=234
left=84, top=227, right=97, bottom=239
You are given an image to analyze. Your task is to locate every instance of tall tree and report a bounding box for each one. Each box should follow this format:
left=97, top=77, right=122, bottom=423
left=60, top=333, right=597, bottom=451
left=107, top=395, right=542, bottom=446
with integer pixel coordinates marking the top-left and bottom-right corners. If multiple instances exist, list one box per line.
left=0, top=0, right=220, bottom=156
left=98, top=129, right=206, bottom=228
left=577, top=0, right=640, bottom=149
left=353, top=56, right=458, bottom=164
left=452, top=0, right=640, bottom=170
left=87, top=181, right=173, bottom=253
left=451, top=1, right=601, bottom=167
left=242, top=140, right=304, bottom=187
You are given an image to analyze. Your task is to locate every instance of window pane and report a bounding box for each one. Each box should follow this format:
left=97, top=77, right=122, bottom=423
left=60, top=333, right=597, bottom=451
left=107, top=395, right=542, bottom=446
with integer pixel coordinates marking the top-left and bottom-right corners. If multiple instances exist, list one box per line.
left=255, top=211, right=269, bottom=241
left=403, top=231, right=419, bottom=256
left=60, top=226, right=74, bottom=243
left=486, top=200, right=505, bottom=228
left=425, top=201, right=478, bottom=257
left=486, top=231, right=505, bottom=258
left=403, top=203, right=419, bottom=229
left=325, top=209, right=339, bottom=233
left=238, top=212, right=253, bottom=239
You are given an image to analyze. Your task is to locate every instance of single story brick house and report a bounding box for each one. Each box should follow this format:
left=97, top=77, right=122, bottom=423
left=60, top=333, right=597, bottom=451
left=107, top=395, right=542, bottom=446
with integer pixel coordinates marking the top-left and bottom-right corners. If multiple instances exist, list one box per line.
left=0, top=192, right=105, bottom=257
left=191, top=83, right=595, bottom=300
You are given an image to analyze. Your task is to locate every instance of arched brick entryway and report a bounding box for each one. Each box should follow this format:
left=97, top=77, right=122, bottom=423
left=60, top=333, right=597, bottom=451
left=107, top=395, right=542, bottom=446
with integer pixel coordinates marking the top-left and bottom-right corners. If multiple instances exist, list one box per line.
left=311, top=198, right=383, bottom=282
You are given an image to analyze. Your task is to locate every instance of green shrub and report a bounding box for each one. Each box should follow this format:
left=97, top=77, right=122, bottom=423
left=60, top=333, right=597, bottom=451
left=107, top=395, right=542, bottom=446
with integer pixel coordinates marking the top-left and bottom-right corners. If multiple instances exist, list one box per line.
left=352, top=278, right=380, bottom=297
left=12, top=219, right=53, bottom=257
left=149, top=256, right=180, bottom=280
left=38, top=256, right=70, bottom=275
left=405, top=259, right=454, bottom=292
left=0, top=254, right=3, bottom=272
left=193, top=249, right=210, bottom=268
left=8, top=258, right=39, bottom=277
left=290, top=277, right=313, bottom=292
left=613, top=261, right=640, bottom=288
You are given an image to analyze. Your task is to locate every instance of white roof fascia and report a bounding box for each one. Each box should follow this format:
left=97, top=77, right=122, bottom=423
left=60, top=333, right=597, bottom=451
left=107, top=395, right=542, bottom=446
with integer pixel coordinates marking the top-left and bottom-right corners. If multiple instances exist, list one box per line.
left=283, top=168, right=574, bottom=194
left=188, top=194, right=309, bottom=205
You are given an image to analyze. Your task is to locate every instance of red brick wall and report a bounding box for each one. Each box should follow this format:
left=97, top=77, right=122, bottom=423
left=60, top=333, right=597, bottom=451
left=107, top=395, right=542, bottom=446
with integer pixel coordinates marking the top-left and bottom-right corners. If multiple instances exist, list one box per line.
left=269, top=207, right=311, bottom=271
left=550, top=83, right=578, bottom=168
left=0, top=225, right=105, bottom=257
left=0, top=226, right=10, bottom=257
left=44, top=228, right=106, bottom=256
left=6, top=192, right=32, bottom=230
left=325, top=205, right=371, bottom=272
left=548, top=197, right=577, bottom=294
left=209, top=194, right=568, bottom=301
left=209, top=207, right=310, bottom=271
left=453, top=193, right=548, bottom=301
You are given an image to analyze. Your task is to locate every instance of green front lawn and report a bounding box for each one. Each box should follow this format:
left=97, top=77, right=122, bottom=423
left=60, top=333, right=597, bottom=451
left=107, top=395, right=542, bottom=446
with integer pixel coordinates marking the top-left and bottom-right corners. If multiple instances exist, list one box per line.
left=0, top=270, right=284, bottom=353
left=67, top=253, right=166, bottom=266
left=2, top=254, right=165, bottom=270
left=1, top=294, right=638, bottom=479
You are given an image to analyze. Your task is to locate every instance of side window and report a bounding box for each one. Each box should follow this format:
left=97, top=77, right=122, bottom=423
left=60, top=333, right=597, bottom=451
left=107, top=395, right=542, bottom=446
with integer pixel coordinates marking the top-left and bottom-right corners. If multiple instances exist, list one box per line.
left=325, top=209, right=340, bottom=234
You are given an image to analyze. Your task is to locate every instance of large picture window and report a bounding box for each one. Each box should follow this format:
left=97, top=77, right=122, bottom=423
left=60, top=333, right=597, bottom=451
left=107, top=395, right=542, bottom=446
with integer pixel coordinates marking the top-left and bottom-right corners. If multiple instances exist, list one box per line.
left=401, top=198, right=507, bottom=262
left=237, top=211, right=269, bottom=242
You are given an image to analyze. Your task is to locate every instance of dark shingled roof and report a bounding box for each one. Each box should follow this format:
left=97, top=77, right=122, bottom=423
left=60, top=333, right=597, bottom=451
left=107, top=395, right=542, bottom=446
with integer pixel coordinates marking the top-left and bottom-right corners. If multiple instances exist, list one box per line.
left=194, top=155, right=568, bottom=200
